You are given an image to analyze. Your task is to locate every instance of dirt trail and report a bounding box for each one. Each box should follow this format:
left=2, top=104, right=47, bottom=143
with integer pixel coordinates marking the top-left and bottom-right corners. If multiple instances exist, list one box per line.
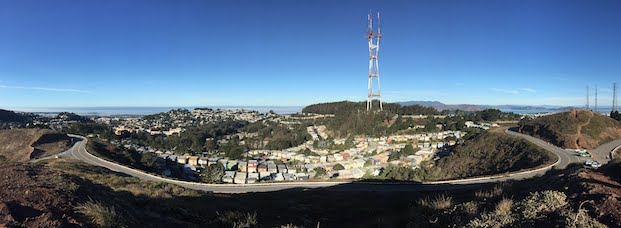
left=574, top=111, right=594, bottom=149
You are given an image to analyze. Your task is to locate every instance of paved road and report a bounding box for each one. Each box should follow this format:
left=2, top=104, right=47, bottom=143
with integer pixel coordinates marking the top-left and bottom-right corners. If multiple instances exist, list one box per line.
left=504, top=129, right=581, bottom=168
left=51, top=131, right=619, bottom=193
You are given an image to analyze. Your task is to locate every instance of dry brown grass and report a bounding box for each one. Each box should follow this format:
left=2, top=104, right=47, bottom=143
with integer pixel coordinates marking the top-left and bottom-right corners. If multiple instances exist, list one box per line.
left=475, top=184, right=504, bottom=199
left=418, top=194, right=453, bottom=211
left=495, top=198, right=513, bottom=216
left=75, top=199, right=120, bottom=227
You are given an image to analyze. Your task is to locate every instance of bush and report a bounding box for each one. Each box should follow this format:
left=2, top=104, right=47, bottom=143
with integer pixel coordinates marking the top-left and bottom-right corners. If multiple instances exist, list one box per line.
left=201, top=164, right=225, bottom=183
left=495, top=198, right=514, bottom=216
left=475, top=184, right=504, bottom=199
left=75, top=199, right=121, bottom=227
left=332, top=164, right=345, bottom=171
left=418, top=194, right=453, bottom=211
left=520, top=190, right=567, bottom=219
left=313, top=167, right=326, bottom=178
left=218, top=211, right=258, bottom=228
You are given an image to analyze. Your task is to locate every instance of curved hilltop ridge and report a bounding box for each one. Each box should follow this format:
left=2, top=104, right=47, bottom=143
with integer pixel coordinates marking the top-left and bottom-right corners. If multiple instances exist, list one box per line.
left=519, top=110, right=621, bottom=149
left=0, top=128, right=71, bottom=162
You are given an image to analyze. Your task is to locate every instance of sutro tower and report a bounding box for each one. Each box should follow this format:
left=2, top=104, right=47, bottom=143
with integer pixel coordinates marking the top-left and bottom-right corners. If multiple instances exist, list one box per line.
left=366, top=12, right=383, bottom=111
left=613, top=82, right=618, bottom=113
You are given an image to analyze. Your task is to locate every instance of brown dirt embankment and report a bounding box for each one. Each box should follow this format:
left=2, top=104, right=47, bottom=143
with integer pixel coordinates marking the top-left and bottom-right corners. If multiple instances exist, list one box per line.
left=0, top=128, right=71, bottom=162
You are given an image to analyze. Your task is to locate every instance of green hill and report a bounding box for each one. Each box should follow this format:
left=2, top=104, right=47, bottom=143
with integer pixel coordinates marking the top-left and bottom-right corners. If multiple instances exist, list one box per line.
left=518, top=110, right=621, bottom=149
left=416, top=132, right=554, bottom=181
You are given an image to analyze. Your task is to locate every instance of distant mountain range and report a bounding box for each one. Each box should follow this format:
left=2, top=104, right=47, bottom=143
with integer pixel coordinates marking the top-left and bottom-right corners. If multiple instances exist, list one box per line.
left=399, top=101, right=581, bottom=112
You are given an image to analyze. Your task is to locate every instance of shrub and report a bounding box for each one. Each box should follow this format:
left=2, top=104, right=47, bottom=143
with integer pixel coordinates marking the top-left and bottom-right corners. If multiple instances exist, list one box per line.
left=218, top=211, right=258, bottom=228
left=75, top=199, right=121, bottom=228
left=418, top=194, right=453, bottom=211
left=495, top=198, right=514, bottom=216
left=520, top=190, right=567, bottom=219
left=313, top=167, right=326, bottom=178
left=332, top=164, right=345, bottom=171
left=475, top=184, right=504, bottom=199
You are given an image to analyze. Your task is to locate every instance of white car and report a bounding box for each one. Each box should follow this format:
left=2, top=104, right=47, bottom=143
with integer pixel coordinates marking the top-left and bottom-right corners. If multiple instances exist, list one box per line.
left=591, top=161, right=602, bottom=168
left=585, top=159, right=593, bottom=166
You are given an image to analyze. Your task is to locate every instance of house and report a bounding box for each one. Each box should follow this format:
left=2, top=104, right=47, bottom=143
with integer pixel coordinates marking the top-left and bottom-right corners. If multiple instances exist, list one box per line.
left=198, top=157, right=208, bottom=166
left=247, top=173, right=259, bottom=183
left=226, top=160, right=238, bottom=170
left=177, top=156, right=188, bottom=164
left=187, top=156, right=199, bottom=166
left=238, top=161, right=248, bottom=172
left=222, top=171, right=236, bottom=183
left=257, top=164, right=268, bottom=173
left=208, top=158, right=220, bottom=166
left=286, top=164, right=297, bottom=174
left=234, top=172, right=246, bottom=184
left=277, top=164, right=287, bottom=173
left=259, top=172, right=271, bottom=180
left=267, top=164, right=277, bottom=173
left=248, top=160, right=258, bottom=173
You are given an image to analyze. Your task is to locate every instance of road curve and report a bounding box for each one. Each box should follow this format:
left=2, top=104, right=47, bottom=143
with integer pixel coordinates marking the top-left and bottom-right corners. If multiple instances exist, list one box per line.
left=54, top=130, right=612, bottom=193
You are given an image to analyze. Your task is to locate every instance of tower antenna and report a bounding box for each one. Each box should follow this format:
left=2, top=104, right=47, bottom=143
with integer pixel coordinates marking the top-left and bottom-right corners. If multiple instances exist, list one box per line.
left=366, top=11, right=383, bottom=111
left=595, top=85, right=598, bottom=113
left=586, top=85, right=590, bottom=110
left=613, top=82, right=618, bottom=113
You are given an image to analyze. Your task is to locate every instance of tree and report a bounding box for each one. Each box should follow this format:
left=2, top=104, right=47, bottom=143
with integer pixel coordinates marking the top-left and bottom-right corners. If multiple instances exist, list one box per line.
left=401, top=144, right=416, bottom=156
left=364, top=159, right=374, bottom=167
left=201, top=164, right=224, bottom=183
left=333, top=164, right=345, bottom=171
left=424, top=121, right=438, bottom=132
left=313, top=167, right=326, bottom=178
left=140, top=152, right=158, bottom=168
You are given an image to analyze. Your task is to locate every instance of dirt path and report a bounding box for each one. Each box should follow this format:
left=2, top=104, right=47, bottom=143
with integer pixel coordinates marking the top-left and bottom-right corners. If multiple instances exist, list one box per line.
left=574, top=111, right=594, bottom=149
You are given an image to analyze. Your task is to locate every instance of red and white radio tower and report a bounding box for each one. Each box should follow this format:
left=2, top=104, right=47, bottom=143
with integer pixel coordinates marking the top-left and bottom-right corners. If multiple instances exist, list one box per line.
left=367, top=12, right=383, bottom=111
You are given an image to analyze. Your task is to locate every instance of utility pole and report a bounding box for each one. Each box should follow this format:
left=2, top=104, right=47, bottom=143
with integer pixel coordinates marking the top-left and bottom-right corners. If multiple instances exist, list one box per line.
left=366, top=12, right=383, bottom=111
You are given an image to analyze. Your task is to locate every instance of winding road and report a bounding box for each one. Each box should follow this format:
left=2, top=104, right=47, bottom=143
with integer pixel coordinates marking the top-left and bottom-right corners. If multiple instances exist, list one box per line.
left=50, top=130, right=618, bottom=193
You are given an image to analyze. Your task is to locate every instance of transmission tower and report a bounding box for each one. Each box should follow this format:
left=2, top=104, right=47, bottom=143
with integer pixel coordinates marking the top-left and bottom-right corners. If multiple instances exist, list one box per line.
left=366, top=12, right=383, bottom=111
left=595, top=85, right=598, bottom=113
left=586, top=85, right=590, bottom=110
left=613, top=82, right=618, bottom=112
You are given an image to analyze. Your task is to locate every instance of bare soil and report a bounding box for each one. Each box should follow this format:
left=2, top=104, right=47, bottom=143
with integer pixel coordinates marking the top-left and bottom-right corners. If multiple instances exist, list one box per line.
left=0, top=128, right=71, bottom=162
left=0, top=163, right=85, bottom=227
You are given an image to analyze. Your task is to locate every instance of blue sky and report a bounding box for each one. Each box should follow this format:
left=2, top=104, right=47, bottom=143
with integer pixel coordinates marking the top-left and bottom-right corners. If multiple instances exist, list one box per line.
left=1, top=0, right=620, bottom=108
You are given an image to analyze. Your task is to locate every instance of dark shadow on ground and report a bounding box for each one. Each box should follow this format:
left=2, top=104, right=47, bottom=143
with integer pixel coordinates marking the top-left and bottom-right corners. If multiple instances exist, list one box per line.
left=58, top=161, right=612, bottom=227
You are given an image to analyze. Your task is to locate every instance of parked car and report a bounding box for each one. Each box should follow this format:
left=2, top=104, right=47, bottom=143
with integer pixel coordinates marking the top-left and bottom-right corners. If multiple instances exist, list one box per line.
left=579, top=153, right=592, bottom=157
left=585, top=159, right=593, bottom=166
left=591, top=161, right=601, bottom=168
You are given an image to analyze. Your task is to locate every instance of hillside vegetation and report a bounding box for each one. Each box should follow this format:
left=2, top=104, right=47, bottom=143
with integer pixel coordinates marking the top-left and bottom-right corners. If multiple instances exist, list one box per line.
left=519, top=110, right=621, bottom=149
left=414, top=132, right=554, bottom=181
left=0, top=128, right=71, bottom=162
left=1, top=158, right=617, bottom=227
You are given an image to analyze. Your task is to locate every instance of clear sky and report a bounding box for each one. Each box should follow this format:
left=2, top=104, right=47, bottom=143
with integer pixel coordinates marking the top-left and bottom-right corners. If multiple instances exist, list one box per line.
left=1, top=0, right=620, bottom=108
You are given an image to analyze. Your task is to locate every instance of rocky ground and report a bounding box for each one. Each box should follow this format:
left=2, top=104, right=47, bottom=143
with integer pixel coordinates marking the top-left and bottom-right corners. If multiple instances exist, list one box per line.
left=0, top=164, right=84, bottom=227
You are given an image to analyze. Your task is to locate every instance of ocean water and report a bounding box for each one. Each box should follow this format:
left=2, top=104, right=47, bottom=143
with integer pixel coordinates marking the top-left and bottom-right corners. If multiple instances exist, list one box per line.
left=10, top=106, right=304, bottom=116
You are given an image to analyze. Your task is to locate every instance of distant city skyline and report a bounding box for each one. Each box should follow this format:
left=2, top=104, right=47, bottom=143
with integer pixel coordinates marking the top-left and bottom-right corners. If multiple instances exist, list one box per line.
left=1, top=0, right=621, bottom=108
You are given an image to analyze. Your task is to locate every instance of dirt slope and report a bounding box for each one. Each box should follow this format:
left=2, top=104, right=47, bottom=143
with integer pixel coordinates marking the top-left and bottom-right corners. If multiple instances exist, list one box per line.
left=519, top=110, right=621, bottom=149
left=0, top=163, right=85, bottom=227
left=0, top=128, right=71, bottom=162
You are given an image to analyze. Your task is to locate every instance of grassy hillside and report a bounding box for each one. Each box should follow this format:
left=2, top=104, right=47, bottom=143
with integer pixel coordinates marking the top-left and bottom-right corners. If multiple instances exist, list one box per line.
left=416, top=132, right=555, bottom=181
left=0, top=159, right=613, bottom=227
left=0, top=128, right=71, bottom=162
left=519, top=110, right=621, bottom=149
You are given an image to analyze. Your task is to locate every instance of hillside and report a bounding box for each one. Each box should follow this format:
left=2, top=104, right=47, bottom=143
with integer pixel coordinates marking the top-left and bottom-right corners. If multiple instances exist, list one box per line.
left=0, top=128, right=71, bottom=162
left=519, top=110, right=621, bottom=149
left=415, top=132, right=555, bottom=181
left=1, top=158, right=618, bottom=227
